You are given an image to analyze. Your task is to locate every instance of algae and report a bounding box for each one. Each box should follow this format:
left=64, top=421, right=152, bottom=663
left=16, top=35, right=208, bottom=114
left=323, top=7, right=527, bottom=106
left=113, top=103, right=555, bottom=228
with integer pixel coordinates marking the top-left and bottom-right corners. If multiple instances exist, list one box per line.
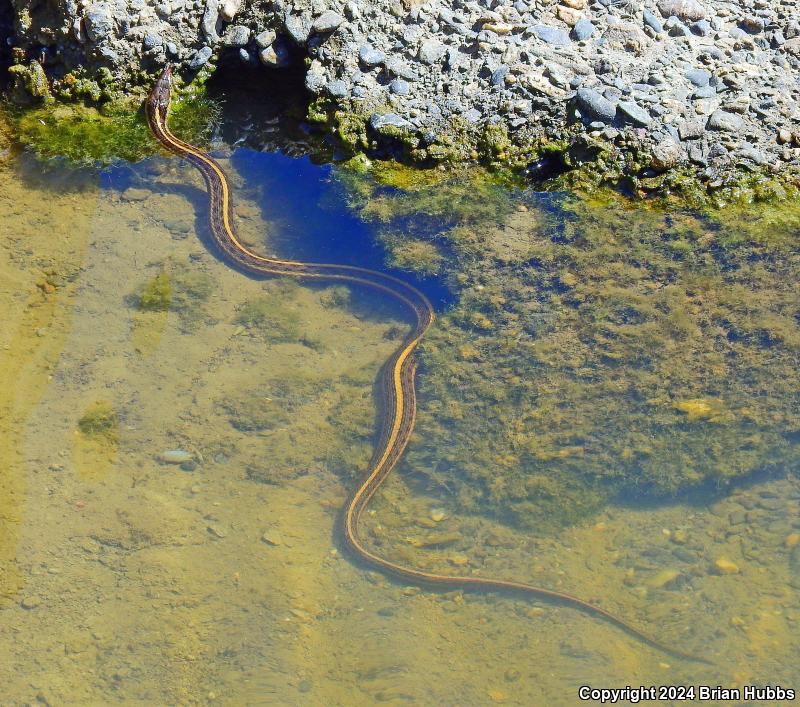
left=77, top=401, right=119, bottom=441
left=336, top=159, right=800, bottom=531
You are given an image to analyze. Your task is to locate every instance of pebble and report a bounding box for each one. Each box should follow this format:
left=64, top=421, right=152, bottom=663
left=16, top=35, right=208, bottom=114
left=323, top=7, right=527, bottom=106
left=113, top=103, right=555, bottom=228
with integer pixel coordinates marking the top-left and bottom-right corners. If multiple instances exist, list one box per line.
left=714, top=557, right=740, bottom=574
left=643, top=9, right=663, bottom=33
left=326, top=79, right=349, bottom=98
left=786, top=533, right=800, bottom=548
left=646, top=568, right=682, bottom=589
left=223, top=25, right=250, bottom=47
left=685, top=68, right=710, bottom=87
left=188, top=46, right=213, bottom=70
left=650, top=138, right=682, bottom=169
left=312, top=10, right=344, bottom=33
left=618, top=100, right=651, bottom=125
left=369, top=112, right=411, bottom=131
left=531, top=24, right=571, bottom=46
left=657, top=0, right=707, bottom=21
left=429, top=508, right=448, bottom=522
left=261, top=529, right=283, bottom=546
left=707, top=110, right=744, bottom=132
left=418, top=39, right=446, bottom=65
left=255, top=29, right=276, bottom=49
left=20, top=596, right=41, bottom=610
left=359, top=45, right=385, bottom=68
left=157, top=449, right=193, bottom=464
left=572, top=19, right=595, bottom=41
left=390, top=78, right=410, bottom=95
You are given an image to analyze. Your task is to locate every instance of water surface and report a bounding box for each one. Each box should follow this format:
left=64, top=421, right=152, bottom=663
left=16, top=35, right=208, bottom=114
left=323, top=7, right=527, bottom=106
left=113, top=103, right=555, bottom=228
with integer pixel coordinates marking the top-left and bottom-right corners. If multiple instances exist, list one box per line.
left=0, top=94, right=798, bottom=705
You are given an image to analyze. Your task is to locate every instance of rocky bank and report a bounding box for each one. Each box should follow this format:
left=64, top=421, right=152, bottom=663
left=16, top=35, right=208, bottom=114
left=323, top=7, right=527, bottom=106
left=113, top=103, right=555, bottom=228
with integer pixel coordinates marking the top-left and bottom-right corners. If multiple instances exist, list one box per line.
left=3, top=0, right=800, bottom=193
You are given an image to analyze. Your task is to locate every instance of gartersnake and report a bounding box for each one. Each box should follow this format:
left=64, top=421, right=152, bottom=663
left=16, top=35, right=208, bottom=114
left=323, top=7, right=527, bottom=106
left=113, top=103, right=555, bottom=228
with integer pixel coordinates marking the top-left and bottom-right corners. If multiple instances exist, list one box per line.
left=146, top=66, right=706, bottom=664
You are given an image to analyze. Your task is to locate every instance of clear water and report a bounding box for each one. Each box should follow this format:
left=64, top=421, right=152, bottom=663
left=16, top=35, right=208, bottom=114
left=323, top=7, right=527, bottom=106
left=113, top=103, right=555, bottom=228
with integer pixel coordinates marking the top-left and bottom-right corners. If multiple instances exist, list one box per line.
left=0, top=92, right=799, bottom=705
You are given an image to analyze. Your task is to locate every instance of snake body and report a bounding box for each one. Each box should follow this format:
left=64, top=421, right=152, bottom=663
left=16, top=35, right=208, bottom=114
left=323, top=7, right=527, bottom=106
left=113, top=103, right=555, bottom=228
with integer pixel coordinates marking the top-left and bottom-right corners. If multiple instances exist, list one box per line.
left=146, top=66, right=705, bottom=664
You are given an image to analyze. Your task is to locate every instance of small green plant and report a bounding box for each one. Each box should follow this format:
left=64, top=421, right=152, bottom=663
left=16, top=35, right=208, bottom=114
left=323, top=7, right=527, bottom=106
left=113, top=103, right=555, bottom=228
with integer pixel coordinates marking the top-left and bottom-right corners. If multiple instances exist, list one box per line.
left=78, top=401, right=118, bottom=440
left=138, top=273, right=172, bottom=311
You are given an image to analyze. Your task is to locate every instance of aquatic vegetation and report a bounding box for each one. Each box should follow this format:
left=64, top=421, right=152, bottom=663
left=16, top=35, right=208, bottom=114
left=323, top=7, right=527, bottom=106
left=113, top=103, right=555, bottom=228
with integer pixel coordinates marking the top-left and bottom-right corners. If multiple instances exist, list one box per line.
left=138, top=273, right=172, bottom=311
left=12, top=94, right=219, bottom=166
left=134, top=265, right=215, bottom=330
left=337, top=161, right=800, bottom=531
left=236, top=294, right=301, bottom=343
left=77, top=401, right=118, bottom=441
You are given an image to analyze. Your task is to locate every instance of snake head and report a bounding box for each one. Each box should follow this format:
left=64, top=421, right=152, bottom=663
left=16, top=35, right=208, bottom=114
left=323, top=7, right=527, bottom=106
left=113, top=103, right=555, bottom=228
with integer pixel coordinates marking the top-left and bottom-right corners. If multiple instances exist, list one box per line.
left=146, top=64, right=173, bottom=124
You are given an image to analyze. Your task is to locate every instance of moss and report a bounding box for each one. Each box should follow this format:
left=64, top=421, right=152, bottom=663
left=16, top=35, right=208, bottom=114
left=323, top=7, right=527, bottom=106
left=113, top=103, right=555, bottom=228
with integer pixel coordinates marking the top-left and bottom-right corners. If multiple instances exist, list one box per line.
left=236, top=295, right=301, bottom=342
left=12, top=93, right=218, bottom=166
left=134, top=265, right=215, bottom=329
left=138, top=273, right=172, bottom=311
left=8, top=61, right=51, bottom=103
left=78, top=401, right=118, bottom=441
left=388, top=239, right=443, bottom=276
left=336, top=158, right=800, bottom=531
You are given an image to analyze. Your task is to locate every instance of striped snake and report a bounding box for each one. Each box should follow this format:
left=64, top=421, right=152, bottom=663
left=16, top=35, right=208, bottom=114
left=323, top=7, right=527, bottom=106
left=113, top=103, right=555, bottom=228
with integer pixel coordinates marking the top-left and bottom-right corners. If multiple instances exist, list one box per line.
left=146, top=66, right=706, bottom=664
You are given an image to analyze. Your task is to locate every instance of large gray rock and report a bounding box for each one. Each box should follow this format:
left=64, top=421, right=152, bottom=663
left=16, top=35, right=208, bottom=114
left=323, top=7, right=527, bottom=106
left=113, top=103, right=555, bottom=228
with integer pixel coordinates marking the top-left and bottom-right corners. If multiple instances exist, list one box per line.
left=201, top=0, right=221, bottom=44
left=312, top=11, right=345, bottom=33
left=707, top=110, right=744, bottom=132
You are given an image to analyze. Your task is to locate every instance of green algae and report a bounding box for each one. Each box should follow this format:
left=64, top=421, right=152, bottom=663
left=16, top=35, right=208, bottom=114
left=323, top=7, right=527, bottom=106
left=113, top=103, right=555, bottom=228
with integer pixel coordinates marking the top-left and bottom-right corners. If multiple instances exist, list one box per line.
left=12, top=93, right=219, bottom=166
left=235, top=288, right=302, bottom=343
left=77, top=401, right=119, bottom=441
left=336, top=160, right=800, bottom=532
left=134, top=265, right=215, bottom=330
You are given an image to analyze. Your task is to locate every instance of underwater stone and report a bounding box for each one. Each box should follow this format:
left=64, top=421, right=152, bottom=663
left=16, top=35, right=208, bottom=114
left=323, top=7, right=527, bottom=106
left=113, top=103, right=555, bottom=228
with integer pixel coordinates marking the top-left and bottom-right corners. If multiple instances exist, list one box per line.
left=158, top=450, right=193, bottom=464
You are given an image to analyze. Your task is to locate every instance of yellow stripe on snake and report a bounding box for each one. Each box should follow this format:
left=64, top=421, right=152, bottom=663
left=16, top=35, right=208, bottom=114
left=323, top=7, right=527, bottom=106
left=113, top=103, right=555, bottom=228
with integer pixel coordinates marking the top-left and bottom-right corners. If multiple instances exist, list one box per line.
left=146, top=66, right=707, bottom=665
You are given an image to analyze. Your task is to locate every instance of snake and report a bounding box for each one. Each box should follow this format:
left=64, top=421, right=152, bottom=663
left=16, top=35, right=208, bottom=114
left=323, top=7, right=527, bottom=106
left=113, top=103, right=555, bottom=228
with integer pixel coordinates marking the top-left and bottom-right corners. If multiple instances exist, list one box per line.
left=146, top=65, right=708, bottom=665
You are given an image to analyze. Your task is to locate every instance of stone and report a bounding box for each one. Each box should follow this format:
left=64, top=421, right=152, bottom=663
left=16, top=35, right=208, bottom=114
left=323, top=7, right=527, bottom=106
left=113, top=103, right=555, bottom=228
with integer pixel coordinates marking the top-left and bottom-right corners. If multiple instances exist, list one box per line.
left=418, top=39, right=446, bottom=64
left=201, top=0, right=220, bottom=43
left=143, top=31, right=163, bottom=49
left=665, top=17, right=691, bottom=36
left=188, top=45, right=213, bottom=69
left=369, top=112, right=412, bottom=131
left=384, top=57, right=416, bottom=79
left=285, top=13, right=312, bottom=45
left=643, top=9, right=663, bottom=33
left=678, top=119, right=704, bottom=139
left=562, top=0, right=586, bottom=8
left=326, top=79, right=348, bottom=97
left=223, top=25, right=250, bottom=47
left=556, top=6, right=582, bottom=27
left=777, top=128, right=793, bottom=144
left=359, top=45, right=385, bottom=68
left=255, top=29, right=276, bottom=49
left=572, top=19, right=595, bottom=40
left=685, top=68, right=710, bottom=87
left=714, top=557, right=740, bottom=574
left=219, top=0, right=241, bottom=21
left=491, top=65, right=509, bottom=86
left=390, top=78, right=410, bottom=95
left=84, top=4, right=114, bottom=42
left=463, top=108, right=483, bottom=123
left=312, top=10, right=344, bottom=33
left=259, top=37, right=290, bottom=67
left=305, top=68, right=326, bottom=94
left=531, top=24, right=571, bottom=46
left=158, top=450, right=193, bottom=464
left=707, top=110, right=744, bottom=132
left=650, top=138, right=682, bottom=169
left=691, top=19, right=711, bottom=35
left=741, top=17, right=764, bottom=34
left=166, top=42, right=178, bottom=56
left=657, top=0, right=706, bottom=21
left=576, top=87, right=616, bottom=123
left=618, top=100, right=651, bottom=125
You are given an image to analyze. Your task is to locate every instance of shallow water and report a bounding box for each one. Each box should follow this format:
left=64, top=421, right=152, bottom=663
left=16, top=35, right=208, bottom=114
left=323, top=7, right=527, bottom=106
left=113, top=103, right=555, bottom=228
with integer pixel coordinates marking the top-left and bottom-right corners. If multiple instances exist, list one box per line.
left=0, top=96, right=799, bottom=706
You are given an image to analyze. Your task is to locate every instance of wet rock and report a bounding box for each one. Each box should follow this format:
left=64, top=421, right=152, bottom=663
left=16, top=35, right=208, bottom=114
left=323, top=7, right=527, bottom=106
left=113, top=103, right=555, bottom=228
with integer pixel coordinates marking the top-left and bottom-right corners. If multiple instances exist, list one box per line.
left=369, top=112, right=412, bottom=131
left=261, top=529, right=283, bottom=546
left=576, top=87, right=617, bottom=122
left=650, top=138, right=682, bottom=170
left=713, top=557, right=740, bottom=574
left=84, top=4, right=113, bottom=42
left=20, top=596, right=41, bottom=610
